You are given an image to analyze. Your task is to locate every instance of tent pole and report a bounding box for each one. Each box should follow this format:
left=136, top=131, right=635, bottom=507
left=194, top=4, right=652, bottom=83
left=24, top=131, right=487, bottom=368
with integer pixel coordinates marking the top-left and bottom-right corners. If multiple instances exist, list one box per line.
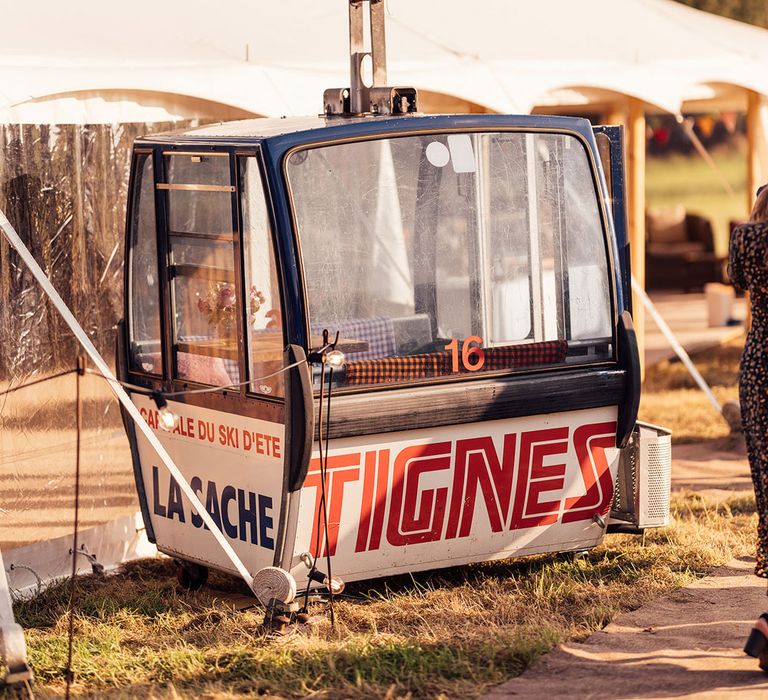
left=627, top=98, right=646, bottom=378
left=745, top=89, right=761, bottom=332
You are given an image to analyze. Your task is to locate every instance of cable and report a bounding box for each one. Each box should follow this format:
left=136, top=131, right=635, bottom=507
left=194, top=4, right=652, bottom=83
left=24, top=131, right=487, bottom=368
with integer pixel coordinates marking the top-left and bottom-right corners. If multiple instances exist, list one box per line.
left=315, top=357, right=335, bottom=626
left=323, top=363, right=336, bottom=626
left=65, top=357, right=84, bottom=699
left=164, top=358, right=307, bottom=397
left=300, top=337, right=339, bottom=623
left=679, top=116, right=736, bottom=198
left=83, top=357, right=309, bottom=398
left=302, top=357, right=327, bottom=615
left=0, top=368, right=77, bottom=398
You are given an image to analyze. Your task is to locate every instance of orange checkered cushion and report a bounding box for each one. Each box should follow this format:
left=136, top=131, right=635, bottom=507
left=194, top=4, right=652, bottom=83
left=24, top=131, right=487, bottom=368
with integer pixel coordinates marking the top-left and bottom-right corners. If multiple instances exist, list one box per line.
left=343, top=340, right=567, bottom=386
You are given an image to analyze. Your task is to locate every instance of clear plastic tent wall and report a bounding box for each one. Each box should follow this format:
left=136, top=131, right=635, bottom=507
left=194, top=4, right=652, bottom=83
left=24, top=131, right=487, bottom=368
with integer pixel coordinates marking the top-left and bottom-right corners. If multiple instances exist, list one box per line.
left=0, top=122, right=194, bottom=590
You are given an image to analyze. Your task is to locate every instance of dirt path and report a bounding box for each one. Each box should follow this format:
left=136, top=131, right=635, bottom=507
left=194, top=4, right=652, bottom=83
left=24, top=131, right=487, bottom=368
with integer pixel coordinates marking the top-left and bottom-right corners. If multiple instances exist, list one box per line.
left=672, top=439, right=752, bottom=493
left=485, top=440, right=767, bottom=700
left=486, top=558, right=768, bottom=700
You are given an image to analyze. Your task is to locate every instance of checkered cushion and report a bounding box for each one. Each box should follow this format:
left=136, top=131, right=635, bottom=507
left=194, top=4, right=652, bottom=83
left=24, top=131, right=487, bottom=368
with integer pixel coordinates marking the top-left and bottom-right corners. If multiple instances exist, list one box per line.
left=343, top=340, right=568, bottom=386
left=311, top=317, right=396, bottom=360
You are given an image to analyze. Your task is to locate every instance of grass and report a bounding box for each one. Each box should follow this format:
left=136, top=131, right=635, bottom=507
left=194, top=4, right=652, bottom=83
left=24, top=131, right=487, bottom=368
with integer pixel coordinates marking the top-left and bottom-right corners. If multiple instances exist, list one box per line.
left=638, top=336, right=743, bottom=442
left=14, top=339, right=752, bottom=698
left=646, top=144, right=748, bottom=256
left=15, top=490, right=755, bottom=699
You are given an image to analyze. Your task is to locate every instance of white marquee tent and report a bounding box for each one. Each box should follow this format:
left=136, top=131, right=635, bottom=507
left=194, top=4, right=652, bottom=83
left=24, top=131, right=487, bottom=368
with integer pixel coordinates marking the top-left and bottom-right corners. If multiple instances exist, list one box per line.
left=3, top=0, right=768, bottom=283
left=1, top=0, right=768, bottom=121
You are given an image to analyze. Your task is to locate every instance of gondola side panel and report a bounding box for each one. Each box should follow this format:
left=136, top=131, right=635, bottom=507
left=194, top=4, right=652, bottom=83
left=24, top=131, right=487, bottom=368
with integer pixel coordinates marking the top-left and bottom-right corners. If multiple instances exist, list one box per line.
left=292, top=405, right=619, bottom=583
left=131, top=395, right=284, bottom=573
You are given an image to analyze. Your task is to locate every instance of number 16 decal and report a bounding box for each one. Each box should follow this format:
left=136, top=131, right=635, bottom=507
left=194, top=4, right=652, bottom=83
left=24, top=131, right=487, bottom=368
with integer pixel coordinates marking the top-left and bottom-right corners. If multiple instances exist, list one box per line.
left=444, top=336, right=485, bottom=372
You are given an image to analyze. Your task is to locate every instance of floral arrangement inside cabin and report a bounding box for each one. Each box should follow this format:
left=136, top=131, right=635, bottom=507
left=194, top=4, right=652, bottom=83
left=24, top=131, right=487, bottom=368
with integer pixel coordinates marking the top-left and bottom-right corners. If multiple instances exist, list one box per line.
left=196, top=282, right=265, bottom=334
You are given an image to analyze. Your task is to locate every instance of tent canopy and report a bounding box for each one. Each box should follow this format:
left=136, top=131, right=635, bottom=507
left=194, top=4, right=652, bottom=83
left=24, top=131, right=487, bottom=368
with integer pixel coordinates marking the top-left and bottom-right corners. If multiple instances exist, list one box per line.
left=2, top=0, right=768, bottom=122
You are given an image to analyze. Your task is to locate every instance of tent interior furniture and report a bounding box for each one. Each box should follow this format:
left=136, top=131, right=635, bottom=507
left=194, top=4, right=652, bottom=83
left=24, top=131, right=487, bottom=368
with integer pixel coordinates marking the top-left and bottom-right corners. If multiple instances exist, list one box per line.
left=645, top=207, right=726, bottom=291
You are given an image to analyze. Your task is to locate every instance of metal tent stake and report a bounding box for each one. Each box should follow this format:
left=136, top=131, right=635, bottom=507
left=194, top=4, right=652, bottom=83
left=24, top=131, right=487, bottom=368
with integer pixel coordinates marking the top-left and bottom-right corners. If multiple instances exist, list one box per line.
left=0, top=208, right=257, bottom=594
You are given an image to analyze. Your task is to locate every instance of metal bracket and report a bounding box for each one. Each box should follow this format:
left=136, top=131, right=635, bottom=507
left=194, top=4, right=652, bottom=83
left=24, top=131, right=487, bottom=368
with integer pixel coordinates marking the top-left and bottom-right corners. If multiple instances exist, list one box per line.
left=69, top=544, right=105, bottom=575
left=323, top=0, right=417, bottom=117
left=0, top=549, right=33, bottom=690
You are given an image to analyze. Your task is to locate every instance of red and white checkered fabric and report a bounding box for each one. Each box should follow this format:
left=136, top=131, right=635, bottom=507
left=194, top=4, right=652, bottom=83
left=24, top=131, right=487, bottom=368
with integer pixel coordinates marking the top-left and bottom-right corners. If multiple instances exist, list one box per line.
left=343, top=340, right=568, bottom=386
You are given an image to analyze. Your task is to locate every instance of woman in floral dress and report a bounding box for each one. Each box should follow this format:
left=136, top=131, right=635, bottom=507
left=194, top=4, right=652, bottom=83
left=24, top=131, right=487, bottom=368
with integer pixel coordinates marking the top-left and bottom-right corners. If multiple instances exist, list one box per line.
left=729, top=185, right=768, bottom=669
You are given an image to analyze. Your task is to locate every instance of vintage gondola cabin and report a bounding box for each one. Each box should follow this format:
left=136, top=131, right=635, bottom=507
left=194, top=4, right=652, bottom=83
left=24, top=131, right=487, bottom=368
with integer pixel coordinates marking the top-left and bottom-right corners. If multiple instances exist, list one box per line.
left=116, top=1, right=666, bottom=606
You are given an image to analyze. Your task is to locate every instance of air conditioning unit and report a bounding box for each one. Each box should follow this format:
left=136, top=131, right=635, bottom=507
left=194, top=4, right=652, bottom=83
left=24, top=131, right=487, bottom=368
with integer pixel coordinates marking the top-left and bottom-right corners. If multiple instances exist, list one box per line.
left=610, top=421, right=672, bottom=530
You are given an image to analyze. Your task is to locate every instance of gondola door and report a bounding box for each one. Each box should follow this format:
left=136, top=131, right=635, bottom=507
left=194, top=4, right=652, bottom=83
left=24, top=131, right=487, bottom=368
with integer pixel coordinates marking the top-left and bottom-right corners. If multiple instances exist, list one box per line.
left=124, top=148, right=291, bottom=578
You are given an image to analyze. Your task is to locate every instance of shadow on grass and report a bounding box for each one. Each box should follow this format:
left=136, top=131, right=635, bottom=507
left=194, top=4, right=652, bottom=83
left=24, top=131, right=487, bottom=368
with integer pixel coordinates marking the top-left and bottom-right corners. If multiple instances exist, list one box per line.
left=60, top=631, right=556, bottom=700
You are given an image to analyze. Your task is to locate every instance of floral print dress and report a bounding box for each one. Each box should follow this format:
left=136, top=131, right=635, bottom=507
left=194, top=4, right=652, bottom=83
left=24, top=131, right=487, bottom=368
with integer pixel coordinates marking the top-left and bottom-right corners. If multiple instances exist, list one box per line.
left=729, top=221, right=768, bottom=578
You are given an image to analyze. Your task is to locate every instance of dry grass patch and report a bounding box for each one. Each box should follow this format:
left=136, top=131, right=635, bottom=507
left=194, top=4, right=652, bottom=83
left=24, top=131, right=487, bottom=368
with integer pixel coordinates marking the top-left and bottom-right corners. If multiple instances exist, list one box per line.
left=639, top=336, right=743, bottom=442
left=17, top=491, right=755, bottom=699
left=14, top=336, right=753, bottom=698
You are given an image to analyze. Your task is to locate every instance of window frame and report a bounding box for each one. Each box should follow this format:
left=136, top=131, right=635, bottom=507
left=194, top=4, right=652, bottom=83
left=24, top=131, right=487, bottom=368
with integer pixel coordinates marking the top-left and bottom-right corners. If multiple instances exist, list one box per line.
left=282, top=126, right=618, bottom=396
left=157, top=149, right=245, bottom=391
left=126, top=148, right=164, bottom=378
left=235, top=151, right=289, bottom=400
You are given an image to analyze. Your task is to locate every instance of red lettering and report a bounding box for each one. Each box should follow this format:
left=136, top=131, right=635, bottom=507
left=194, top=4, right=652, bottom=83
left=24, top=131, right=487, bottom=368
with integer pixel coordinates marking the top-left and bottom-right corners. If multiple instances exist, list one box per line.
left=446, top=434, right=516, bottom=539
left=386, top=443, right=450, bottom=546
left=562, top=422, right=617, bottom=523
left=355, top=451, right=377, bottom=553
left=141, top=407, right=158, bottom=430
left=510, top=428, right=568, bottom=529
left=355, top=449, right=391, bottom=552
left=305, top=453, right=360, bottom=557
left=197, top=420, right=216, bottom=442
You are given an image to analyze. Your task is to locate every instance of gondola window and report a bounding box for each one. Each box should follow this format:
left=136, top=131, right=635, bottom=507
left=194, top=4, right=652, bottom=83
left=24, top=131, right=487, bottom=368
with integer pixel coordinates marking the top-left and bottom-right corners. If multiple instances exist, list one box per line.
left=287, top=132, right=613, bottom=389
left=240, top=157, right=285, bottom=397
left=127, top=152, right=161, bottom=374
left=162, top=153, right=240, bottom=387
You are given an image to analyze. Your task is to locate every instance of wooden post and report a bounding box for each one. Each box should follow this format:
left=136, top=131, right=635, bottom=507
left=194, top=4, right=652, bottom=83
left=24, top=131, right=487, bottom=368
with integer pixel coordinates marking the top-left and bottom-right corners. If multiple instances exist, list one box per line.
left=746, top=89, right=761, bottom=214
left=745, top=90, right=762, bottom=331
left=627, top=98, right=646, bottom=375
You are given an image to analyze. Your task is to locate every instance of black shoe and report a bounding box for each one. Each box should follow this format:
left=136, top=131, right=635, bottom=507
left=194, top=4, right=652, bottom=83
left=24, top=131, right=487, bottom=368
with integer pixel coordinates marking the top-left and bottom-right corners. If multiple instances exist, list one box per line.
left=745, top=612, right=768, bottom=672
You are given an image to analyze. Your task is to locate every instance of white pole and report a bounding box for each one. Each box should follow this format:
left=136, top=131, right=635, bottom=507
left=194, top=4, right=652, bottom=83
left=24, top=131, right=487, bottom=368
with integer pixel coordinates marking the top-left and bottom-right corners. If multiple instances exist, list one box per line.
left=0, top=209, right=256, bottom=591
left=631, top=276, right=724, bottom=417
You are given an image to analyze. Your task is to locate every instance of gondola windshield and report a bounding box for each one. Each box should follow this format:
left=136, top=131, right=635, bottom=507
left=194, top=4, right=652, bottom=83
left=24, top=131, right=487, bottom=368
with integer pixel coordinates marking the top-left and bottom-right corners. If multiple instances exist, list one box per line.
left=287, top=131, right=613, bottom=390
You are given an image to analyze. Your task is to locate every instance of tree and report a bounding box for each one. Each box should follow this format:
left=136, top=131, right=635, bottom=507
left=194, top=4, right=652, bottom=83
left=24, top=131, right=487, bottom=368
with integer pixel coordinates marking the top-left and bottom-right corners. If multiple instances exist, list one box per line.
left=672, top=0, right=768, bottom=28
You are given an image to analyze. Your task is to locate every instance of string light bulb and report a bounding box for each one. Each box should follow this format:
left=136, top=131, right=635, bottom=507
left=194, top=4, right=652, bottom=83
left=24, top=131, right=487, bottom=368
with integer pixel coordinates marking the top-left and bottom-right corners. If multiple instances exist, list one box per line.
left=325, top=349, right=346, bottom=368
left=151, top=391, right=179, bottom=432
left=307, top=568, right=345, bottom=594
